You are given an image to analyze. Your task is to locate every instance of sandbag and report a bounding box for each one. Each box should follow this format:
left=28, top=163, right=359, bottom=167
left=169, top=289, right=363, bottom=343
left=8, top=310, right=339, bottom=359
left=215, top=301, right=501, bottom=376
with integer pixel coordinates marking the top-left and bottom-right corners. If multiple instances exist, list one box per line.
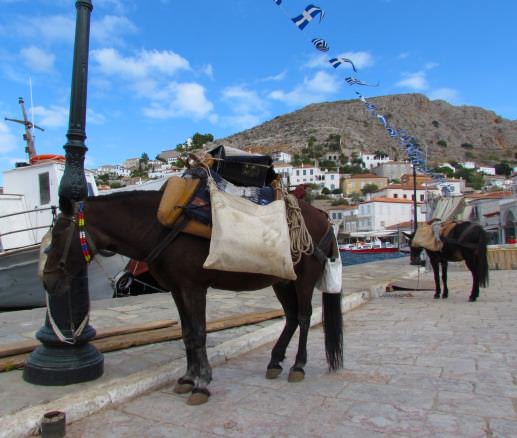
left=157, top=176, right=200, bottom=227
left=203, top=177, right=296, bottom=280
left=411, top=223, right=443, bottom=252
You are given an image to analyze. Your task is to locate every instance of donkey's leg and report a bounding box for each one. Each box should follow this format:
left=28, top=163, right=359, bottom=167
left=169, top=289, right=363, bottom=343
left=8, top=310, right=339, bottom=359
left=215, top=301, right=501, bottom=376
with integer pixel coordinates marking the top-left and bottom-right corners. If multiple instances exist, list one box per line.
left=179, top=285, right=212, bottom=405
left=288, top=282, right=314, bottom=383
left=170, top=290, right=195, bottom=394
left=266, top=282, right=299, bottom=379
left=464, top=256, right=480, bottom=302
left=441, top=260, right=449, bottom=299
left=429, top=255, right=441, bottom=299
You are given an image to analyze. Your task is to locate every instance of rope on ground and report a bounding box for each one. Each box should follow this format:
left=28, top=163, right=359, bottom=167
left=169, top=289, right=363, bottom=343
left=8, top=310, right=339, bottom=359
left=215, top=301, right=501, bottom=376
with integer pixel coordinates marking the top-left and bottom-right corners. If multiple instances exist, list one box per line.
left=283, top=191, right=313, bottom=264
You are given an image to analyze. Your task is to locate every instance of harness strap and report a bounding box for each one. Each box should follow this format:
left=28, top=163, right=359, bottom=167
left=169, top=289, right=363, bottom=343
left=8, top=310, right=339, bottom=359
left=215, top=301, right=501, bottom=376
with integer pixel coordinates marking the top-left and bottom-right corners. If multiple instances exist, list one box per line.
left=313, top=225, right=337, bottom=266
left=443, top=223, right=479, bottom=249
left=144, top=215, right=190, bottom=264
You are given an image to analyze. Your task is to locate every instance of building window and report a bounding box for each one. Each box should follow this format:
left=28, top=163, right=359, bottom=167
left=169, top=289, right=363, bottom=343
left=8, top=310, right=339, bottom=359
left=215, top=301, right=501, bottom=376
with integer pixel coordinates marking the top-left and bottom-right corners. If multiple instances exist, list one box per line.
left=39, top=172, right=51, bottom=205
left=394, top=194, right=398, bottom=198
left=310, top=169, right=313, bottom=175
left=403, top=194, right=407, bottom=199
left=303, top=170, right=306, bottom=176
left=420, top=194, right=425, bottom=201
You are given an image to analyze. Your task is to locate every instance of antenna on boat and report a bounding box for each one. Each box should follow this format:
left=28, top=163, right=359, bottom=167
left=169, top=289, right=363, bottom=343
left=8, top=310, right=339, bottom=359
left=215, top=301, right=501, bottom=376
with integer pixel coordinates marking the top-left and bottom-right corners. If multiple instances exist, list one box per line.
left=4, top=94, right=45, bottom=161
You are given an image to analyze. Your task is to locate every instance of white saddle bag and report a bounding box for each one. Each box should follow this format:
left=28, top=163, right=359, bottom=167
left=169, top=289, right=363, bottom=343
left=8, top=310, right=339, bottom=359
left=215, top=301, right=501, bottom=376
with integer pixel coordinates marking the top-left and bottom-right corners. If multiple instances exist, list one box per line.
left=203, top=177, right=297, bottom=280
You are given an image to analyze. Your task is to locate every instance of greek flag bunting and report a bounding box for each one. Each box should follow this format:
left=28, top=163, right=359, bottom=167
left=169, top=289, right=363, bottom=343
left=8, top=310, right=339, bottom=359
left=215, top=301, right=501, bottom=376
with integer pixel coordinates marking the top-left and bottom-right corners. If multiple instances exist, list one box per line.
left=329, top=57, right=357, bottom=72
left=291, top=4, right=325, bottom=30
left=274, top=0, right=282, bottom=5
left=312, top=38, right=329, bottom=52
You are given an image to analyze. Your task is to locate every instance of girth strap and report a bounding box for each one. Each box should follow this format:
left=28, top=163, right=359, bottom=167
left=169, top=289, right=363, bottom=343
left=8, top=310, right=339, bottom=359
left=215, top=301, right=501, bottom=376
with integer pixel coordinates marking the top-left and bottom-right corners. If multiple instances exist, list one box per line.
left=313, top=225, right=337, bottom=265
left=144, top=215, right=190, bottom=264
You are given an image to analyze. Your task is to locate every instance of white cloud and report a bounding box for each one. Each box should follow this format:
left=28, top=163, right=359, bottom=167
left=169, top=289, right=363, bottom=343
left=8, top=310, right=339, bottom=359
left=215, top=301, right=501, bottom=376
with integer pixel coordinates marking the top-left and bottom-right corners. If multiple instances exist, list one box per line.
left=397, top=52, right=410, bottom=60
left=221, top=85, right=266, bottom=114
left=269, top=71, right=341, bottom=106
left=429, top=88, right=460, bottom=103
left=395, top=71, right=429, bottom=91
left=424, top=62, right=439, bottom=71
left=260, top=70, right=287, bottom=82
left=20, top=46, right=55, bottom=72
left=92, top=15, right=138, bottom=46
left=31, top=105, right=68, bottom=128
left=92, top=48, right=190, bottom=79
left=201, top=64, right=214, bottom=79
left=87, top=108, right=106, bottom=125
left=306, top=51, right=374, bottom=70
left=21, top=15, right=75, bottom=44
left=0, top=121, right=19, bottom=153
left=143, top=82, right=214, bottom=120
left=219, top=85, right=269, bottom=130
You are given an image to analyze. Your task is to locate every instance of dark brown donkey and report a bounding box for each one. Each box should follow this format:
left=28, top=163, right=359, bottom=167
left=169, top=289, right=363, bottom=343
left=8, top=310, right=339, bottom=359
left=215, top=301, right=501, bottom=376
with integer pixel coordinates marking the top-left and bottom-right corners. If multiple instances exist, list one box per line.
left=410, top=222, right=489, bottom=302
left=42, top=191, right=343, bottom=405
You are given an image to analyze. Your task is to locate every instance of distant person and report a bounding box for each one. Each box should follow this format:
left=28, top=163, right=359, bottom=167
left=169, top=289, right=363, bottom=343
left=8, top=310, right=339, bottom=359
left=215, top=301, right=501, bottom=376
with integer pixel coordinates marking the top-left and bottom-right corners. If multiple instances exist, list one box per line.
left=507, top=236, right=516, bottom=244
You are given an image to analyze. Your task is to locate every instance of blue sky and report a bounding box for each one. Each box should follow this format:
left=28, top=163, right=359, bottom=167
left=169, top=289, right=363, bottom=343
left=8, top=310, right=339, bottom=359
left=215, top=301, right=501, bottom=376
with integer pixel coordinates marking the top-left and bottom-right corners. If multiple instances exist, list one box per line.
left=1, top=0, right=516, bottom=181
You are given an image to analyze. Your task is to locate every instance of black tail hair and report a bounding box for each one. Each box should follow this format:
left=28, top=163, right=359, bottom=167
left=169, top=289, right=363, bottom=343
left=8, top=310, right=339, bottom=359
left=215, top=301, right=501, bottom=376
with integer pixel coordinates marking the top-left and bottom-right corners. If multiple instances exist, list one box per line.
left=477, top=228, right=489, bottom=288
left=322, top=292, right=343, bottom=371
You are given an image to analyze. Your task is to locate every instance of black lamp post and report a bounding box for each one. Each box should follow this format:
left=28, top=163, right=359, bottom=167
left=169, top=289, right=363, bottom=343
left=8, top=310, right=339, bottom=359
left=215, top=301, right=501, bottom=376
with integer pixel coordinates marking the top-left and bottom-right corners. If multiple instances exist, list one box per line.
left=24, top=0, right=104, bottom=385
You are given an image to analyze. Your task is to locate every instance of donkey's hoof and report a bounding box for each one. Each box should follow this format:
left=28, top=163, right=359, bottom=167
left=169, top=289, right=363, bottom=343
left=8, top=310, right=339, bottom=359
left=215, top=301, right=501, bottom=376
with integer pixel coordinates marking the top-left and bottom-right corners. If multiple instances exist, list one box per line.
left=433, top=294, right=440, bottom=299
left=187, top=389, right=210, bottom=406
left=266, top=366, right=282, bottom=380
left=288, top=368, right=305, bottom=383
left=469, top=297, right=477, bottom=302
left=173, top=378, right=194, bottom=394
left=442, top=295, right=448, bottom=299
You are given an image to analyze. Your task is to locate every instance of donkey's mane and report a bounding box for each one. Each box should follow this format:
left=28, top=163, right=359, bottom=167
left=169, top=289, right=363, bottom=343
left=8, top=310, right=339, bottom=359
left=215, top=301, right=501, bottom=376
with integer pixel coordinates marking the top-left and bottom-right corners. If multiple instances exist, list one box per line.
left=87, top=190, right=161, bottom=202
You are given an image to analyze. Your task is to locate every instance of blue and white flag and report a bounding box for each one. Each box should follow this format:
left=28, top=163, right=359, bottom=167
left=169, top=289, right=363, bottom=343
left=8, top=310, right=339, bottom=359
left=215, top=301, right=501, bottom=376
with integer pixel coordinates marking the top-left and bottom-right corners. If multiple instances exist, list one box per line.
left=274, top=0, right=282, bottom=4
left=311, top=38, right=329, bottom=52
left=386, top=127, right=398, bottom=138
left=291, top=4, right=325, bottom=30
left=345, top=77, right=379, bottom=87
left=366, top=103, right=377, bottom=113
left=329, top=57, right=357, bottom=72
left=377, top=114, right=388, bottom=128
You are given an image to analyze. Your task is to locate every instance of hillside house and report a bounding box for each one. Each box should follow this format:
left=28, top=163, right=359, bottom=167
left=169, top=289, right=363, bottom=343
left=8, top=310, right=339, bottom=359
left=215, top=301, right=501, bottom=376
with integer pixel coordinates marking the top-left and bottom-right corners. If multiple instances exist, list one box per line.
left=96, top=164, right=130, bottom=177
left=360, top=153, right=391, bottom=170
left=372, top=183, right=439, bottom=203
left=372, top=161, right=412, bottom=181
left=289, top=165, right=340, bottom=191
left=157, top=150, right=182, bottom=165
left=271, top=151, right=292, bottom=163
left=342, top=174, right=388, bottom=196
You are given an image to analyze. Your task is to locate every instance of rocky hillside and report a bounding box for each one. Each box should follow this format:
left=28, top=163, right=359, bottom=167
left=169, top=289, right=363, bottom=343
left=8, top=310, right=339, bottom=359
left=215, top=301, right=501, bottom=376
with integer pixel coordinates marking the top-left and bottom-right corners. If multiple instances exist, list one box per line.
left=210, top=94, right=517, bottom=167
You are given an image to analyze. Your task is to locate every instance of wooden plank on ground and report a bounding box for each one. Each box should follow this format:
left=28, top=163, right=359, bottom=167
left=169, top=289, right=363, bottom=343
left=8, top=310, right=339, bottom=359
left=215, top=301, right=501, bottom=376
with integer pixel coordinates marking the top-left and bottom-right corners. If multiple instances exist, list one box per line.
left=0, top=319, right=178, bottom=360
left=0, top=309, right=284, bottom=372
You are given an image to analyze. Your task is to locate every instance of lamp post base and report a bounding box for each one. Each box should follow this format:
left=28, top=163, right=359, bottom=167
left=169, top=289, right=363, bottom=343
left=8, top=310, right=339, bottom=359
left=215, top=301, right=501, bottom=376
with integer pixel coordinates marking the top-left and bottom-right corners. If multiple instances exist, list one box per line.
left=23, top=343, right=103, bottom=386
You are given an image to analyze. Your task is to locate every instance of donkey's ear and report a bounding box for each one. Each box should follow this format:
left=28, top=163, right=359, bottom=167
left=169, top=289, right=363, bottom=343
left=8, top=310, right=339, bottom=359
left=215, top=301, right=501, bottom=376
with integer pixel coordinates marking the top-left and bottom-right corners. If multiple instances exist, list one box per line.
left=59, top=196, right=74, bottom=216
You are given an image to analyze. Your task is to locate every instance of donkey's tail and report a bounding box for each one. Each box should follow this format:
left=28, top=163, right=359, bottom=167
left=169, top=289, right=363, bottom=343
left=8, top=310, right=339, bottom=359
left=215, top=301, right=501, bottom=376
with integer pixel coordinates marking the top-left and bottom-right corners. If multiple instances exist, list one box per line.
left=477, top=228, right=489, bottom=288
left=322, top=292, right=343, bottom=371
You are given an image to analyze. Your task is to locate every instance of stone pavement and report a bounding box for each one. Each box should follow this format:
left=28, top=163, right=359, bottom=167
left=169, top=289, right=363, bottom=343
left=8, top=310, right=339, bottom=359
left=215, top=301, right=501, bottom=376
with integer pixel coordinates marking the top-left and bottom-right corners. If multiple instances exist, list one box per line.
left=0, top=256, right=418, bottom=437
left=64, top=268, right=517, bottom=438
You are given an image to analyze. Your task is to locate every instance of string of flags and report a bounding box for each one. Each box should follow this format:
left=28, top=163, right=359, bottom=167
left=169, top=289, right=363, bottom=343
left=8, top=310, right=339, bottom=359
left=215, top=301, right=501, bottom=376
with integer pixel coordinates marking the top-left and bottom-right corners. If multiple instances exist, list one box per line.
left=271, top=0, right=452, bottom=194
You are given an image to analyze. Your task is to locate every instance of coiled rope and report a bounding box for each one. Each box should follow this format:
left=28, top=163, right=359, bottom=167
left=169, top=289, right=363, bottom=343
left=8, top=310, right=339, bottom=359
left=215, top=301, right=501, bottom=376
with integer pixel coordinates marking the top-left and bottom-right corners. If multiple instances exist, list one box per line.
left=283, top=190, right=314, bottom=264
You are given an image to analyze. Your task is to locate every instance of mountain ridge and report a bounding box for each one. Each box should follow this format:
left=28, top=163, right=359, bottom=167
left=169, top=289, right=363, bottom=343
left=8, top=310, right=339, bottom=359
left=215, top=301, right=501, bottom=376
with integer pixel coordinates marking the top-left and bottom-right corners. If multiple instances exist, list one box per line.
left=209, top=93, right=517, bottom=167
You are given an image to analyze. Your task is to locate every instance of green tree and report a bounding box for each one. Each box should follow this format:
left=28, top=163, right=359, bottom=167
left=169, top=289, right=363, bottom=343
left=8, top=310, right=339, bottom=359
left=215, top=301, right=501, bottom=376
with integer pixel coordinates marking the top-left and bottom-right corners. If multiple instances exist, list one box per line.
left=191, top=133, right=214, bottom=150
left=361, top=183, right=379, bottom=196
left=140, top=152, right=149, bottom=164
left=437, top=140, right=447, bottom=148
left=350, top=192, right=363, bottom=203
left=461, top=143, right=474, bottom=149
left=321, top=187, right=331, bottom=195
left=495, top=161, right=512, bottom=176
left=433, top=166, right=454, bottom=178
left=454, top=168, right=484, bottom=190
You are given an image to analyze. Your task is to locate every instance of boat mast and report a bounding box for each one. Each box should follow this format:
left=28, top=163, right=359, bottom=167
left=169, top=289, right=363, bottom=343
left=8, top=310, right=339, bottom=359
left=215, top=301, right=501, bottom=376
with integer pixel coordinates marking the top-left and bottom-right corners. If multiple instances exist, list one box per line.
left=4, top=96, right=45, bottom=160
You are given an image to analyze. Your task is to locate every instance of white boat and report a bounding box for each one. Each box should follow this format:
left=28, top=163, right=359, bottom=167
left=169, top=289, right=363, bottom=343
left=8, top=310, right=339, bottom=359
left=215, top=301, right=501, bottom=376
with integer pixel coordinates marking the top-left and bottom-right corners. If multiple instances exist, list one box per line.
left=0, top=157, right=128, bottom=309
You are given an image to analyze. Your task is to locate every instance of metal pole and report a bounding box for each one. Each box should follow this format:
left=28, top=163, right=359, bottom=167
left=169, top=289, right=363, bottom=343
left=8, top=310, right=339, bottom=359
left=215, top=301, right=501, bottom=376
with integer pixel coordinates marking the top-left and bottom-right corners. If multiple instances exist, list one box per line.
left=24, top=0, right=104, bottom=385
left=412, top=164, right=418, bottom=234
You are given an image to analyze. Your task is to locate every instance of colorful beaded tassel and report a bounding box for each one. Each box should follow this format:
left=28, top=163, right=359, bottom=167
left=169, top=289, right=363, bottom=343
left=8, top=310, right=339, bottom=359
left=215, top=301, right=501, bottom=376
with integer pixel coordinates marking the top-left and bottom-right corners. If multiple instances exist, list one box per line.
left=77, top=202, right=91, bottom=263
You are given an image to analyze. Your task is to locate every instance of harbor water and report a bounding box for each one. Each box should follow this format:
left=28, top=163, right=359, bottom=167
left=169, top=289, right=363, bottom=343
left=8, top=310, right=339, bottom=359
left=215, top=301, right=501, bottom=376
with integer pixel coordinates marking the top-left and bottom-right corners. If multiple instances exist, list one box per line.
left=340, top=250, right=408, bottom=266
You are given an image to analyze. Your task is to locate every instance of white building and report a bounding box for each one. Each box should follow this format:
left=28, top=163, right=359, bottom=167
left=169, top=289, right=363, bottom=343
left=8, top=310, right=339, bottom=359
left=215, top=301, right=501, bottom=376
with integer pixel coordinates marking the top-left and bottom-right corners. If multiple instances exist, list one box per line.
left=460, top=161, right=476, bottom=170
left=478, top=166, right=496, bottom=176
left=327, top=205, right=358, bottom=235
left=436, top=178, right=465, bottom=196
left=372, top=184, right=438, bottom=203
left=360, top=153, right=391, bottom=170
left=271, top=151, right=292, bottom=163
left=97, top=164, right=130, bottom=177
left=358, top=197, right=425, bottom=232
left=288, top=165, right=340, bottom=191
